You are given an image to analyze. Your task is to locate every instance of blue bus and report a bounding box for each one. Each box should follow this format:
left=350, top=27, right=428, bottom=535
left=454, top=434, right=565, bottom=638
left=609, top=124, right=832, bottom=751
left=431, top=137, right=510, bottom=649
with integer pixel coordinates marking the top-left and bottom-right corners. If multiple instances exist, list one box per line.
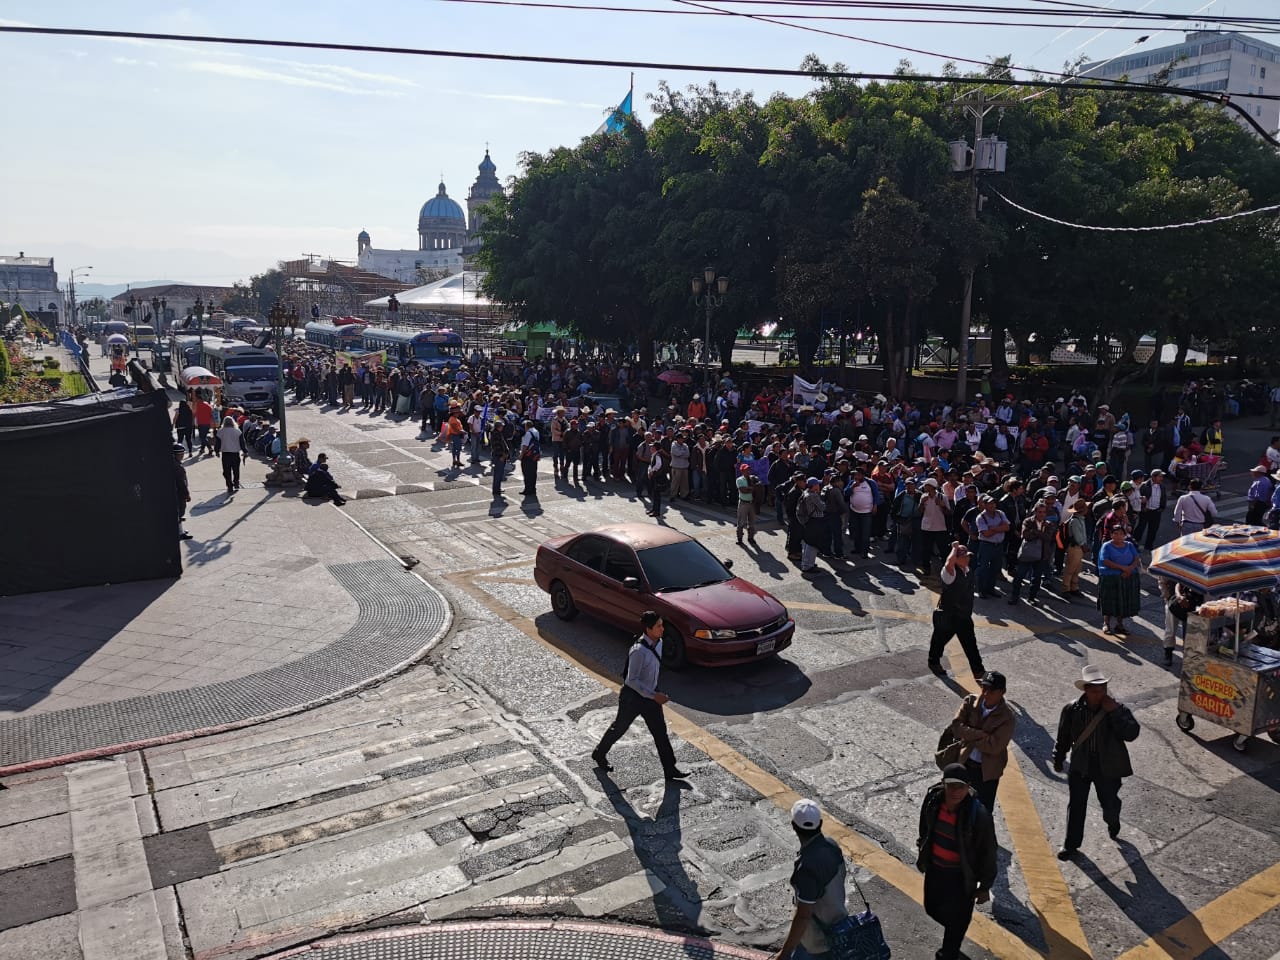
left=360, top=327, right=463, bottom=367
left=305, top=321, right=367, bottom=350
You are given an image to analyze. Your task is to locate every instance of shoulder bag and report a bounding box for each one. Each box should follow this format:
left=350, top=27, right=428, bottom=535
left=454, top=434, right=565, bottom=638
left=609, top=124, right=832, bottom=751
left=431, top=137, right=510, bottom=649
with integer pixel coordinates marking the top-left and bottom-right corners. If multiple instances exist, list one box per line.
left=815, top=873, right=892, bottom=960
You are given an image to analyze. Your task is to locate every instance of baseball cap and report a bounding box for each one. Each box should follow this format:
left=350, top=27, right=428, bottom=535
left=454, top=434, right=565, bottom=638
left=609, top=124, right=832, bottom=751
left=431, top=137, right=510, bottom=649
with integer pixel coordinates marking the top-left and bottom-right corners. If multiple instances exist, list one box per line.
left=978, top=670, right=1007, bottom=690
left=942, top=763, right=971, bottom=786
left=791, top=798, right=822, bottom=830
left=806, top=476, right=821, bottom=487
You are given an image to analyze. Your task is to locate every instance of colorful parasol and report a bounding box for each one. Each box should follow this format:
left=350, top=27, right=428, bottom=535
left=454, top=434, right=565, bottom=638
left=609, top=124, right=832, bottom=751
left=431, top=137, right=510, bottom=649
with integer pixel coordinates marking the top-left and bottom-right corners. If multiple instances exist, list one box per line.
left=1147, top=524, right=1280, bottom=597
left=657, top=370, right=692, bottom=384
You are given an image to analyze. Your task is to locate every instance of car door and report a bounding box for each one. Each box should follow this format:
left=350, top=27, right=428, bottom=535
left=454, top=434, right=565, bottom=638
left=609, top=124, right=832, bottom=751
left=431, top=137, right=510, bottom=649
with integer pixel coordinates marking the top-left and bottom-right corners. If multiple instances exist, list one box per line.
left=601, top=543, right=653, bottom=629
left=562, top=535, right=612, bottom=617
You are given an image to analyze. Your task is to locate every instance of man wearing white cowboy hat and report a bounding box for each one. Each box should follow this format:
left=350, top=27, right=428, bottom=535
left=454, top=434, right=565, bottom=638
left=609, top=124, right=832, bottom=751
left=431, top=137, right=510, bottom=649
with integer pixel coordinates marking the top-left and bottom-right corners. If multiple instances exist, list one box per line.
left=1052, top=664, right=1141, bottom=860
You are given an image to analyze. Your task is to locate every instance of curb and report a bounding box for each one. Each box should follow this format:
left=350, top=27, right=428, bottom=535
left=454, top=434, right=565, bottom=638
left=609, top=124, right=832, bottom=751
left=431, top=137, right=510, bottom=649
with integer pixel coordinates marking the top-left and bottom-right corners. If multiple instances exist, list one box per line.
left=258, top=919, right=771, bottom=959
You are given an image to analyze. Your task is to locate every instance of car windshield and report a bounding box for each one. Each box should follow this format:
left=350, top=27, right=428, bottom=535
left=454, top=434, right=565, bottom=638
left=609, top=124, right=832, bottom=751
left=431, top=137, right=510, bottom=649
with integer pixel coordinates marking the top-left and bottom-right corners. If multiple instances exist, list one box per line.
left=637, top=541, right=731, bottom=593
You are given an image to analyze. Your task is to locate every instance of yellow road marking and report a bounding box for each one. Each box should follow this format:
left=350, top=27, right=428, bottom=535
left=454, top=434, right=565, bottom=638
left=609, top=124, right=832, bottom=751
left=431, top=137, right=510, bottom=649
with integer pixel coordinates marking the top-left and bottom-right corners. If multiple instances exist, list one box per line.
left=443, top=569, right=1040, bottom=959
left=954, top=675, right=1093, bottom=959
left=1112, top=861, right=1280, bottom=960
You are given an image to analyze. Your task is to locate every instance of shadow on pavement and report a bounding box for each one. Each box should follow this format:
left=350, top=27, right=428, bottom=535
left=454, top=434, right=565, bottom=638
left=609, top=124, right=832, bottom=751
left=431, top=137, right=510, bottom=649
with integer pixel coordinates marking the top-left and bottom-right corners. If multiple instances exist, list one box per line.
left=1076, top=844, right=1227, bottom=959
left=0, top=578, right=172, bottom=714
left=599, top=776, right=709, bottom=946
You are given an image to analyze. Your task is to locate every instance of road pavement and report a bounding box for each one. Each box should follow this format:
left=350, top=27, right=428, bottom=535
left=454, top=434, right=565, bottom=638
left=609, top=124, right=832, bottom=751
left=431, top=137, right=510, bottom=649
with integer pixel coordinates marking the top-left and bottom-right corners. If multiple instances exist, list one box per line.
left=0, top=368, right=1277, bottom=960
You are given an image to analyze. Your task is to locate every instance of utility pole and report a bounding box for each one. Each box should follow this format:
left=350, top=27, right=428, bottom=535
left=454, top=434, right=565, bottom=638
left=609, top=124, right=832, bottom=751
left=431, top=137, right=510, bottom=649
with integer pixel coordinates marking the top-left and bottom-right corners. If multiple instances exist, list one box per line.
left=953, top=90, right=1016, bottom=406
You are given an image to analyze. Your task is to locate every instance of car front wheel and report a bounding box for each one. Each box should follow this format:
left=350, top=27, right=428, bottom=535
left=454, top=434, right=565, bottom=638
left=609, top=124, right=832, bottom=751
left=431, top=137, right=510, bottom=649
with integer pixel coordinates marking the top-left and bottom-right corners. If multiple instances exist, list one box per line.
left=550, top=580, right=578, bottom=621
left=661, top=626, right=686, bottom=671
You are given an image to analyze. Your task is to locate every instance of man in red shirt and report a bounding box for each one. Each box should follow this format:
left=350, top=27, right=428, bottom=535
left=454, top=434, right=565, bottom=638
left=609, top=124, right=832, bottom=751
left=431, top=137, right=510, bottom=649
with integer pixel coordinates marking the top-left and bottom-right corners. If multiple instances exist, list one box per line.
left=916, top=763, right=997, bottom=960
left=193, top=396, right=215, bottom=456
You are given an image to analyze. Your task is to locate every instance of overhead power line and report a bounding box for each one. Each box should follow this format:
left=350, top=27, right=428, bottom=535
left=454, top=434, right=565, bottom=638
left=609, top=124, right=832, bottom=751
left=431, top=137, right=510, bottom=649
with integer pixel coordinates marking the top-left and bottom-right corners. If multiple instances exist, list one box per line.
left=433, top=0, right=1280, bottom=33
left=987, top=184, right=1280, bottom=231
left=1, top=23, right=1276, bottom=143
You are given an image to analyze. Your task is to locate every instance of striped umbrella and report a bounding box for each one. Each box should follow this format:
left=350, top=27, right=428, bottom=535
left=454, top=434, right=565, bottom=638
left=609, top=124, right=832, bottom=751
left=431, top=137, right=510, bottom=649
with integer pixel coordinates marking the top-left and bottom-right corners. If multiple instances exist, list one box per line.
left=1147, top=524, right=1280, bottom=597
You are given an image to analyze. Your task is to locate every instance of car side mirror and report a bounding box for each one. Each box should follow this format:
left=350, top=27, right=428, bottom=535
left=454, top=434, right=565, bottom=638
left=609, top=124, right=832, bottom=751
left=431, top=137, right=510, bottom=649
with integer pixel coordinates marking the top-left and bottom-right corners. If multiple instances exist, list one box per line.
left=722, top=559, right=734, bottom=570
left=622, top=576, right=642, bottom=591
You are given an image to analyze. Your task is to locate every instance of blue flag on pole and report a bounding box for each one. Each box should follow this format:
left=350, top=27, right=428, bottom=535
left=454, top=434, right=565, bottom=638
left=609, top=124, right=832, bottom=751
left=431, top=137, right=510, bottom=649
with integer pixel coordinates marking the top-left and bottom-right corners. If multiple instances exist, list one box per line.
left=595, top=90, right=633, bottom=135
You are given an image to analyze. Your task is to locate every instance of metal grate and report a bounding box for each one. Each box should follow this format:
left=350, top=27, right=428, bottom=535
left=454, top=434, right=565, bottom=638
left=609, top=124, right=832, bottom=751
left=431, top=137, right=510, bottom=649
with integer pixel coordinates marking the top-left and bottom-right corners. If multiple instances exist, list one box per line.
left=263, top=922, right=769, bottom=960
left=0, top=560, right=447, bottom=768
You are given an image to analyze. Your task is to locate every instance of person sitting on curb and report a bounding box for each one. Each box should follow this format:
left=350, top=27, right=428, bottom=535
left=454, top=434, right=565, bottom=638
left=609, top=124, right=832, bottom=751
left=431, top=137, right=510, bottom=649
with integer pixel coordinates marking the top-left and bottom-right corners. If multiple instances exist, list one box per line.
left=304, top=453, right=346, bottom=506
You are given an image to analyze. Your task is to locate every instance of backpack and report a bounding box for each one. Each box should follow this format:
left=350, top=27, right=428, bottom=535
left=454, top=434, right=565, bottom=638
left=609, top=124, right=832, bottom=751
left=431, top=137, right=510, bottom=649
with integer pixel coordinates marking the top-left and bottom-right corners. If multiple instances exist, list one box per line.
left=524, top=431, right=541, bottom=459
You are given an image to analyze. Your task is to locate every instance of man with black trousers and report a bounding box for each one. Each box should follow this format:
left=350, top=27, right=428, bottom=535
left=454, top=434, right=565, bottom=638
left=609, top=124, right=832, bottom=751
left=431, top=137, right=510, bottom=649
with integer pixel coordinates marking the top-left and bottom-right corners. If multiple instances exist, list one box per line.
left=917, top=763, right=998, bottom=960
left=927, top=543, right=986, bottom=679
left=1053, top=664, right=1141, bottom=860
left=593, top=611, right=690, bottom=781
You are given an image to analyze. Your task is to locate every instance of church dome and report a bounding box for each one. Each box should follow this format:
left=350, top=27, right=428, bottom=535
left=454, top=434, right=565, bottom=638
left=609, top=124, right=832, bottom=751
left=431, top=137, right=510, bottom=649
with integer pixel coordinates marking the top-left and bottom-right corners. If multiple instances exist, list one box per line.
left=420, top=182, right=465, bottom=222
left=478, top=150, right=496, bottom=175
left=357, top=229, right=370, bottom=241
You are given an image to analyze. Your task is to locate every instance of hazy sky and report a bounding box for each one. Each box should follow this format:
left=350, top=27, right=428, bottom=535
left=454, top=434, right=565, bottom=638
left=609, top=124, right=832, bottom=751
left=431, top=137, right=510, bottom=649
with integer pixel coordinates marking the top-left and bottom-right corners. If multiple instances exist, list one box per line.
left=2, top=1, right=1274, bottom=286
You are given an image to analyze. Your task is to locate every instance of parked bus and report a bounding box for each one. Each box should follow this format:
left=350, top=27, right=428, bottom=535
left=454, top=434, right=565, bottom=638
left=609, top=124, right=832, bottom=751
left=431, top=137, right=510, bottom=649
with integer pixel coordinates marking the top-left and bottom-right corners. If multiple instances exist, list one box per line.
left=360, top=327, right=463, bottom=367
left=199, top=339, right=280, bottom=413
left=305, top=321, right=367, bottom=351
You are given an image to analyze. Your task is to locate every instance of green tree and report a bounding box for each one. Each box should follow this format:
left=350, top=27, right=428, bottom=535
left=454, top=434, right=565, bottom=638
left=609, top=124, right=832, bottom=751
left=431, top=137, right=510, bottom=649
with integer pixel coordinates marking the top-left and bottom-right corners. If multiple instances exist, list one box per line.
left=221, top=268, right=286, bottom=317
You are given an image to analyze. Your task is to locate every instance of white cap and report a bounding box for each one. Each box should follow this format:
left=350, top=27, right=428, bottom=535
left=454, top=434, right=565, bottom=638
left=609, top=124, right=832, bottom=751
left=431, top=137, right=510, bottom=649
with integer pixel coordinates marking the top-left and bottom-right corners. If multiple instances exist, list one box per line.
left=791, top=798, right=822, bottom=830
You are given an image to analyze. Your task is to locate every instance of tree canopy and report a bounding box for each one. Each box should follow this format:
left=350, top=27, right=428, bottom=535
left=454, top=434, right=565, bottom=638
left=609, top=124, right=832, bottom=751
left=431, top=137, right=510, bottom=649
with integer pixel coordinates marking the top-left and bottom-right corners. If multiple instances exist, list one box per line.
left=478, top=65, right=1280, bottom=397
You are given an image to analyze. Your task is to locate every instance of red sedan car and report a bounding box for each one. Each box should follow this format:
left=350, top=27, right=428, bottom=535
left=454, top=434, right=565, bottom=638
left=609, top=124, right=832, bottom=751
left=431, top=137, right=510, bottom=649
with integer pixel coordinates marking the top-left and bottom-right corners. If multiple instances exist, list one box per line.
left=534, top=524, right=795, bottom=668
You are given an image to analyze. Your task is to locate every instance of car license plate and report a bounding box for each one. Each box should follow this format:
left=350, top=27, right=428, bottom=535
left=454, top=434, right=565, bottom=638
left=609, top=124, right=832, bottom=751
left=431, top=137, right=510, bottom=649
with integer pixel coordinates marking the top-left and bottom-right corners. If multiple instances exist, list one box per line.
left=756, top=638, right=776, bottom=655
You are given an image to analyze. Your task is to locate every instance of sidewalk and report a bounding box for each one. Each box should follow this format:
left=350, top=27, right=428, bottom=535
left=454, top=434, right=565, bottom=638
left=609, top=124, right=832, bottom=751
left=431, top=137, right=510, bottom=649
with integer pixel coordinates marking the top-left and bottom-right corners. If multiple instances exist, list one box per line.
left=0, top=451, right=449, bottom=772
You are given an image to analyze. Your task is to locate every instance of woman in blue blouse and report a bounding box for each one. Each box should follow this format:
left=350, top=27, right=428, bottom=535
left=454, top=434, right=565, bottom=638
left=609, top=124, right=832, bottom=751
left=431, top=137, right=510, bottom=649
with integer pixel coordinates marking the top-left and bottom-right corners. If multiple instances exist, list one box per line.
left=1097, top=525, right=1141, bottom=635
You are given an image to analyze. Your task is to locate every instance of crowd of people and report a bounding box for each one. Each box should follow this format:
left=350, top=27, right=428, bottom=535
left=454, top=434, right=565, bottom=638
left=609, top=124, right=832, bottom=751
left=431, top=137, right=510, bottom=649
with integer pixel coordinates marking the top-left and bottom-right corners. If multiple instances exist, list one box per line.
left=203, top=340, right=1259, bottom=670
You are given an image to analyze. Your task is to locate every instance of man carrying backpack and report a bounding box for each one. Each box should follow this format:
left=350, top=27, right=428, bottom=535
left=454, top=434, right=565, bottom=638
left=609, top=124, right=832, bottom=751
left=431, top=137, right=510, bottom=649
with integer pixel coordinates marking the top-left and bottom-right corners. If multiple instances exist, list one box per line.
left=592, top=611, right=689, bottom=781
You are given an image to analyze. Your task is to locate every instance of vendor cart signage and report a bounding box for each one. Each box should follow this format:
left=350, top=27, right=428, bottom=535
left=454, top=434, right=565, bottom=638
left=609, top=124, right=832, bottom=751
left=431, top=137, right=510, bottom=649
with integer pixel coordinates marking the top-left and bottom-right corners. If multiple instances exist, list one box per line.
left=1191, top=674, right=1240, bottom=702
left=1189, top=691, right=1236, bottom=719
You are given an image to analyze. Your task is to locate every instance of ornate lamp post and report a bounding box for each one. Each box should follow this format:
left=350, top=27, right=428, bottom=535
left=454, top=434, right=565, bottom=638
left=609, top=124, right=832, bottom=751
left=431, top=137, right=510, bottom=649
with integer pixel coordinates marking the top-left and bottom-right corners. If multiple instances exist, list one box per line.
left=128, top=294, right=142, bottom=356
left=150, top=296, right=168, bottom=333
left=263, top=299, right=301, bottom=486
left=67, top=266, right=92, bottom=335
left=691, top=265, right=729, bottom=396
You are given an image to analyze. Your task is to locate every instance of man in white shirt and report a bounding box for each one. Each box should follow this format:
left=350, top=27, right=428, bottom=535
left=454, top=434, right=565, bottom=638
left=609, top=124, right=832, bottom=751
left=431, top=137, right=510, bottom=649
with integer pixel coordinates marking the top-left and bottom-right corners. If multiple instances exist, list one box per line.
left=1172, top=478, right=1216, bottom=535
left=1266, top=436, right=1280, bottom=472
left=593, top=611, right=688, bottom=780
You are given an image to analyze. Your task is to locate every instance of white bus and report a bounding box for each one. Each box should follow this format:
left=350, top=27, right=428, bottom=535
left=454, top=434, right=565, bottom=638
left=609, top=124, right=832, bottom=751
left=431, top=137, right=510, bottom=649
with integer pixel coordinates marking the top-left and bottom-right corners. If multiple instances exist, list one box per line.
left=199, top=339, right=280, bottom=413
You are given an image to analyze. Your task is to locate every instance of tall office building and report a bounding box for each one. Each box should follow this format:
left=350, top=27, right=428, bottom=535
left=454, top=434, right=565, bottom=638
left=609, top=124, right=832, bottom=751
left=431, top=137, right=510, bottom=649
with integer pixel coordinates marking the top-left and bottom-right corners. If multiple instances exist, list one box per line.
left=1082, top=31, right=1279, bottom=134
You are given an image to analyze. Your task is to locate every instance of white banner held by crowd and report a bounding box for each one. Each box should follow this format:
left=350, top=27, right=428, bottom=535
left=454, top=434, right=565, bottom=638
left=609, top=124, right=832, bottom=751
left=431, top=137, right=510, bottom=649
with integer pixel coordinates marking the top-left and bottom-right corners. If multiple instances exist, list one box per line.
left=792, top=375, right=822, bottom=405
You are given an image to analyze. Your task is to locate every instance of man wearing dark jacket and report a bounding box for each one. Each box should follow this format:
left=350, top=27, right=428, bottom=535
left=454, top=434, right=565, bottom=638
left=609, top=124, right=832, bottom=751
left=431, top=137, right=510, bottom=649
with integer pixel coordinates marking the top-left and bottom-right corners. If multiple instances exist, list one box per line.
left=784, top=473, right=807, bottom=561
left=1053, top=664, right=1141, bottom=860
left=917, top=763, right=998, bottom=960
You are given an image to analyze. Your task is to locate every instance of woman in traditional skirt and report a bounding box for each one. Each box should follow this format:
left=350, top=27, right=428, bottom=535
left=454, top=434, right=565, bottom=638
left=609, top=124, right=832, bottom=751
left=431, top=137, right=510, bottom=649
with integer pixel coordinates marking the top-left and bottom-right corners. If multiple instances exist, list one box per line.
left=1097, top=525, right=1142, bottom=635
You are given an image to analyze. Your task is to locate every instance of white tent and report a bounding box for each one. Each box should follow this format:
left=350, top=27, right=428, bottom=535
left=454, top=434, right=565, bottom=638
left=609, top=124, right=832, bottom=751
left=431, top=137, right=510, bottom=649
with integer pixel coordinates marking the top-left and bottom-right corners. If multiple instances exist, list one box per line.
left=365, top=271, right=493, bottom=313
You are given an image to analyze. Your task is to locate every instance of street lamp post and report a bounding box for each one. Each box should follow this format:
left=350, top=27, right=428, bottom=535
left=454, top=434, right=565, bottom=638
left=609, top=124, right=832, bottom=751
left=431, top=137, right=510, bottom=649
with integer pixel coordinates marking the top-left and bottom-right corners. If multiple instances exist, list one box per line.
left=129, top=294, right=141, bottom=356
left=263, top=299, right=301, bottom=486
left=193, top=296, right=205, bottom=356
left=691, top=265, right=729, bottom=397
left=67, top=266, right=92, bottom=335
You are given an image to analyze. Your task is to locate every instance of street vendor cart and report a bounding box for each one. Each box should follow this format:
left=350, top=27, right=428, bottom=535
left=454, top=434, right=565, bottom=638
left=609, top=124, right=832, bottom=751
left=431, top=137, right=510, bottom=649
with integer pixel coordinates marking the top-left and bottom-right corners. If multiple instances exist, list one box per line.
left=1149, top=524, right=1280, bottom=752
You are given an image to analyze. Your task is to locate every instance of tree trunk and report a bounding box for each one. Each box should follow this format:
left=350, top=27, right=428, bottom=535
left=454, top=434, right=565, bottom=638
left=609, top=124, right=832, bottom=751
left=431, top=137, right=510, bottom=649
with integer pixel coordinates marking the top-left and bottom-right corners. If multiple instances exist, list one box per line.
left=882, top=303, right=900, bottom=397
left=796, top=316, right=819, bottom=378
left=1171, top=333, right=1192, bottom=379
left=636, top=325, right=656, bottom=371
left=988, top=318, right=1009, bottom=385
left=717, top=331, right=736, bottom=375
